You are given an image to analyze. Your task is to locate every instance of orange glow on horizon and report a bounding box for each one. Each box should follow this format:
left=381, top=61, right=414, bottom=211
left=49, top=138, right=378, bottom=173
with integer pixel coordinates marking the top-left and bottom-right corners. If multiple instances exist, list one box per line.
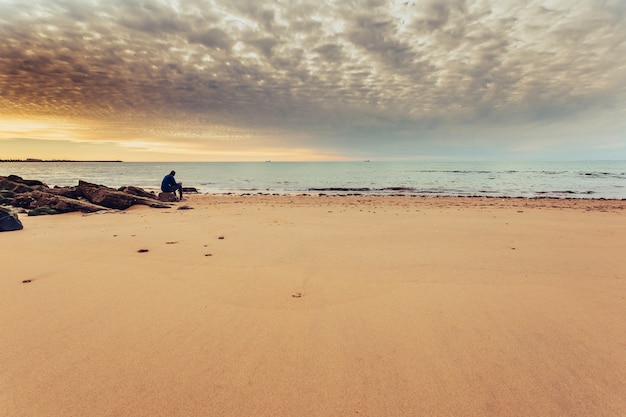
left=0, top=116, right=347, bottom=162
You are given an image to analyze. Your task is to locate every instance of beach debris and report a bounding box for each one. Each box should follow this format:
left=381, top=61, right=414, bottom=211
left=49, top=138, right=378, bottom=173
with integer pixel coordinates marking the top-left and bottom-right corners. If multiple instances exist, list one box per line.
left=218, top=236, right=225, bottom=240
left=22, top=279, right=32, bottom=284
left=204, top=253, right=213, bottom=257
left=292, top=292, right=303, bottom=298
left=137, top=249, right=149, bottom=253
left=166, top=241, right=178, bottom=244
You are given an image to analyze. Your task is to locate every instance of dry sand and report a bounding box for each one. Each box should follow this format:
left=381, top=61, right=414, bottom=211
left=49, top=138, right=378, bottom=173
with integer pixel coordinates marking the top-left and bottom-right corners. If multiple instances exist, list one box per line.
left=1, top=195, right=625, bottom=417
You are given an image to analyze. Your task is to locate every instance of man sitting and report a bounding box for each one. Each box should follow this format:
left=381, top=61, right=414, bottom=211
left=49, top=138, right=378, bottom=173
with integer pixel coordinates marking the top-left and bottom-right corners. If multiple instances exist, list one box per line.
left=161, top=170, right=183, bottom=200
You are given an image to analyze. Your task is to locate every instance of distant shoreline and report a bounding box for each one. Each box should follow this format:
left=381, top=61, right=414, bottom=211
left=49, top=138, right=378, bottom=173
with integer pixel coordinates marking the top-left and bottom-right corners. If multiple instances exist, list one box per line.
left=0, top=159, right=123, bottom=163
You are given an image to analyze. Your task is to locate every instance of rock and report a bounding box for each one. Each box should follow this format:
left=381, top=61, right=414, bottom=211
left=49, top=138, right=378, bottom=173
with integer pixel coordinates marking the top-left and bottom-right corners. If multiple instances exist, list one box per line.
left=158, top=192, right=178, bottom=202
left=0, top=209, right=23, bottom=231
left=182, top=186, right=199, bottom=193
left=6, top=175, right=47, bottom=187
left=1, top=176, right=170, bottom=214
left=76, top=181, right=136, bottom=209
left=0, top=176, right=39, bottom=194
left=77, top=181, right=170, bottom=209
left=0, top=190, right=15, bottom=205
left=12, top=190, right=107, bottom=213
left=28, top=206, right=60, bottom=216
left=47, top=186, right=80, bottom=199
left=118, top=186, right=157, bottom=199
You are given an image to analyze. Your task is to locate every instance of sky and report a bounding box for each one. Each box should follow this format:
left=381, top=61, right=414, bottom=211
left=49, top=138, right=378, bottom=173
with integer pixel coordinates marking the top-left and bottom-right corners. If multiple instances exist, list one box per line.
left=1, top=0, right=625, bottom=162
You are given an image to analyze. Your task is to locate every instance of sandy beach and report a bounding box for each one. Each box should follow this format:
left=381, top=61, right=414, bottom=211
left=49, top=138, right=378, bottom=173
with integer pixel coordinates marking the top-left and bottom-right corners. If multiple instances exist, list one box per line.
left=1, top=195, right=625, bottom=417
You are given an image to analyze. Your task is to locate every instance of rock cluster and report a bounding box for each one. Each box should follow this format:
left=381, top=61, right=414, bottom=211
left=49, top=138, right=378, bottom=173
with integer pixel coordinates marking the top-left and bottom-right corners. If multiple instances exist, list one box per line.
left=0, top=175, right=172, bottom=215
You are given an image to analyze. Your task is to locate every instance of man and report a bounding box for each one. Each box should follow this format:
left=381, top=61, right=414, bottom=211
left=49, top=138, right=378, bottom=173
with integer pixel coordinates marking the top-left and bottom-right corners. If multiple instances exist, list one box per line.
left=161, top=170, right=183, bottom=200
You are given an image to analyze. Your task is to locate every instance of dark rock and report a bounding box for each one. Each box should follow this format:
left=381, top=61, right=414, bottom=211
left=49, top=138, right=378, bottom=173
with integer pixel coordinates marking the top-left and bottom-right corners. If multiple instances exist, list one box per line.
left=158, top=192, right=178, bottom=202
left=118, top=186, right=157, bottom=199
left=48, top=186, right=80, bottom=199
left=1, top=176, right=170, bottom=214
left=77, top=181, right=135, bottom=209
left=77, top=181, right=170, bottom=209
left=182, top=187, right=199, bottom=193
left=28, top=206, right=60, bottom=216
left=0, top=176, right=37, bottom=194
left=12, top=191, right=107, bottom=213
left=6, top=175, right=47, bottom=187
left=0, top=190, right=15, bottom=205
left=0, top=210, right=23, bottom=231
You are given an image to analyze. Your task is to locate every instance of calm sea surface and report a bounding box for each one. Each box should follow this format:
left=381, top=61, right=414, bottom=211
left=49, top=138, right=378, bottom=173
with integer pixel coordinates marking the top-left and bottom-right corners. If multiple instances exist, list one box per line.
left=1, top=161, right=625, bottom=199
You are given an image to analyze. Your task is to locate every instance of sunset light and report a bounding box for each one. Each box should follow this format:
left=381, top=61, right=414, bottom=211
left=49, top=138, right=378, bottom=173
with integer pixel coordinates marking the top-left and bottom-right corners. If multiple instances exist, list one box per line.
left=1, top=0, right=624, bottom=161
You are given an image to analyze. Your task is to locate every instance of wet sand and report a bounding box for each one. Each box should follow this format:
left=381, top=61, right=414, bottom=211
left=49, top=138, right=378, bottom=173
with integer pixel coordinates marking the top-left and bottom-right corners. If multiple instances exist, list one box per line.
left=1, top=195, right=625, bottom=417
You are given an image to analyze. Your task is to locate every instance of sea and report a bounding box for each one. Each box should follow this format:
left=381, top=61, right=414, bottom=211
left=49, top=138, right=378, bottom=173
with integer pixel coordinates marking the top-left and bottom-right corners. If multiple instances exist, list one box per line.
left=1, top=161, right=625, bottom=199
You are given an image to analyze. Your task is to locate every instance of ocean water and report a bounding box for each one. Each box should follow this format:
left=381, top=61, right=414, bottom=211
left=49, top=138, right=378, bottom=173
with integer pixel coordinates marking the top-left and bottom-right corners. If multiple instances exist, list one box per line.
left=1, top=161, right=625, bottom=199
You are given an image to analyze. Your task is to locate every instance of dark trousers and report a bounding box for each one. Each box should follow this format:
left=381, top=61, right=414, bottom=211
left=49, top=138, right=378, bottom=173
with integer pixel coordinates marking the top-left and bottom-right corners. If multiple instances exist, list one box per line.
left=163, top=183, right=183, bottom=199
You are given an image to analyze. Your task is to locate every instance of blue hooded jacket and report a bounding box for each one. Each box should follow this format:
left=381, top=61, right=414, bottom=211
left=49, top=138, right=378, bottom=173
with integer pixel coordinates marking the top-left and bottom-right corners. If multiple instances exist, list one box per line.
left=161, top=173, right=178, bottom=192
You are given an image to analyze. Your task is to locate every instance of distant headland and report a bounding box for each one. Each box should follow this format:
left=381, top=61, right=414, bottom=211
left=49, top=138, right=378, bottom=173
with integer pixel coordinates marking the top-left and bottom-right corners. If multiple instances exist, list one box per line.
left=0, top=158, right=123, bottom=163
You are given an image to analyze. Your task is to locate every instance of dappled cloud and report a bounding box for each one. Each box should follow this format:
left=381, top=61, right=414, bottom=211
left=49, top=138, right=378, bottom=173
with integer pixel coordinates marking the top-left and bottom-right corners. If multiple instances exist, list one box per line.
left=1, top=0, right=625, bottom=160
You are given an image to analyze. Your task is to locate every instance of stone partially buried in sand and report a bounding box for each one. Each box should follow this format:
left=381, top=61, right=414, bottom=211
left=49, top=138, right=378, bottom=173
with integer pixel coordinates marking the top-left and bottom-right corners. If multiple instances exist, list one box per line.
left=0, top=209, right=23, bottom=231
left=158, top=192, right=178, bottom=202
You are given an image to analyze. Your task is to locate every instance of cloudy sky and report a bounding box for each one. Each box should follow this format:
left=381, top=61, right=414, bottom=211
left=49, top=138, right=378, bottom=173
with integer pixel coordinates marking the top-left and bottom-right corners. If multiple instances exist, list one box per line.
left=1, top=0, right=625, bottom=161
